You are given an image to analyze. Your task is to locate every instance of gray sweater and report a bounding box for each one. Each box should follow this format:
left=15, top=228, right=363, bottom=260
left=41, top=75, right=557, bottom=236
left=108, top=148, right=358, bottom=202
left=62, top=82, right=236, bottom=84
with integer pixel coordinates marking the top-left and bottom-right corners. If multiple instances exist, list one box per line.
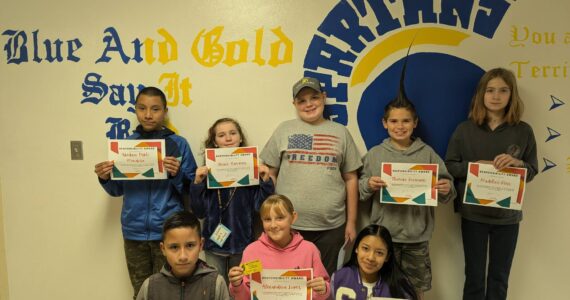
left=359, top=138, right=456, bottom=243
left=445, top=120, right=538, bottom=224
left=136, top=260, right=229, bottom=300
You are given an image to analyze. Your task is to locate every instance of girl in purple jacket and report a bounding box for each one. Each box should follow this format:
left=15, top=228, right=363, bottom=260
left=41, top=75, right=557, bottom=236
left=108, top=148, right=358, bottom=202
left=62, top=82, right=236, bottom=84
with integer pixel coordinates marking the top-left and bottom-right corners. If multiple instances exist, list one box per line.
left=331, top=224, right=417, bottom=299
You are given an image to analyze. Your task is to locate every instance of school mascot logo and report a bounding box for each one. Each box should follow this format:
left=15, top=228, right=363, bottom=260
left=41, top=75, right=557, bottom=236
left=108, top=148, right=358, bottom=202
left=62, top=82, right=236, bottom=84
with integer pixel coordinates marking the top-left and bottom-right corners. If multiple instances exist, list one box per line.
left=302, top=0, right=513, bottom=156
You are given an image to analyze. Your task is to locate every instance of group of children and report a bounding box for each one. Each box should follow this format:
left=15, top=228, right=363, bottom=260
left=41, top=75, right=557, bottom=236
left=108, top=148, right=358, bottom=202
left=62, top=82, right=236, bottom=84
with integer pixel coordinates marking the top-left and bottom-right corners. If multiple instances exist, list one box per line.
left=95, top=66, right=538, bottom=300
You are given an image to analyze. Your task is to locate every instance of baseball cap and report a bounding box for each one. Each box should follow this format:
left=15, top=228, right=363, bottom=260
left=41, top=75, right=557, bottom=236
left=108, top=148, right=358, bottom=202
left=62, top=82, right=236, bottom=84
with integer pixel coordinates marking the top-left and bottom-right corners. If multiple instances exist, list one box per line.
left=292, top=77, right=323, bottom=98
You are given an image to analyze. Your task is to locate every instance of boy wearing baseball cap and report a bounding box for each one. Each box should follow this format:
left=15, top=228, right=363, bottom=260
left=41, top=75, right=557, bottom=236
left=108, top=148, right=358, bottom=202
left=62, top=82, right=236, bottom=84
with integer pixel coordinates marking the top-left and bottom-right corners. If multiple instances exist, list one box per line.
left=260, top=77, right=362, bottom=275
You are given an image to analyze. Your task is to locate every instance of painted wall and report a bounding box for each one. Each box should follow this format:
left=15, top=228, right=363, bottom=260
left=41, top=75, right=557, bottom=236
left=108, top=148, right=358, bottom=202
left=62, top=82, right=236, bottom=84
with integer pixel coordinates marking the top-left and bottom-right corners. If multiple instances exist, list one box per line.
left=0, top=0, right=568, bottom=299
left=0, top=182, right=8, bottom=300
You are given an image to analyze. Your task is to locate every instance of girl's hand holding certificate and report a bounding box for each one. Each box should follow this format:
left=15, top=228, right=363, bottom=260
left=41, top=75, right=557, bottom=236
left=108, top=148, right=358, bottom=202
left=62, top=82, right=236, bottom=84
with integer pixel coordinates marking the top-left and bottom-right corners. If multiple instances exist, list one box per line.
left=228, top=266, right=244, bottom=287
left=493, top=153, right=524, bottom=170
left=194, top=166, right=209, bottom=184
left=478, top=153, right=523, bottom=171
left=307, top=277, right=327, bottom=295
left=258, top=164, right=270, bottom=182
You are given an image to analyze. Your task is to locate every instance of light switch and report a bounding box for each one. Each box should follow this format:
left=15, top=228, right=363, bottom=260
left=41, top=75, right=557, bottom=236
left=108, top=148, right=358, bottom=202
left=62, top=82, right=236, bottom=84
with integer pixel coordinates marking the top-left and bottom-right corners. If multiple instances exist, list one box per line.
left=70, top=141, right=83, bottom=160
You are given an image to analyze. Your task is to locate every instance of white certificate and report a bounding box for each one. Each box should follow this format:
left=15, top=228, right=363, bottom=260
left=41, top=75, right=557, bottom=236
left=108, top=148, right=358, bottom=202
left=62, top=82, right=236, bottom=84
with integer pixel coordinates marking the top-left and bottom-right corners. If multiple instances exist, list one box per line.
left=108, top=139, right=167, bottom=180
left=380, top=163, right=439, bottom=206
left=250, top=269, right=312, bottom=300
left=205, top=146, right=259, bottom=188
left=463, top=163, right=527, bottom=210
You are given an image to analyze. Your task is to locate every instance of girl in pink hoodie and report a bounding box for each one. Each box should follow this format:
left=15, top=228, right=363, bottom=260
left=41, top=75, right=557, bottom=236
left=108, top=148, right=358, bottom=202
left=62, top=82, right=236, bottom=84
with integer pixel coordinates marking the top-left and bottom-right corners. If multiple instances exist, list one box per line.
left=228, top=194, right=331, bottom=299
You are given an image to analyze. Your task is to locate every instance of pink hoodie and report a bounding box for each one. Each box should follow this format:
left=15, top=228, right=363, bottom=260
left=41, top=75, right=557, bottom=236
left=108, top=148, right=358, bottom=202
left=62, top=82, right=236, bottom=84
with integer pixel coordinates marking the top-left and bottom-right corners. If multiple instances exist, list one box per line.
left=229, top=231, right=331, bottom=300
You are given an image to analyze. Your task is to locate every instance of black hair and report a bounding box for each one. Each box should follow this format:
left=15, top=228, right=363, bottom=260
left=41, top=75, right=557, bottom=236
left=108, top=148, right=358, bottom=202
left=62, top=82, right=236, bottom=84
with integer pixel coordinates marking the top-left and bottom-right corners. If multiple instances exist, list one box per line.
left=136, top=86, right=167, bottom=108
left=162, top=210, right=201, bottom=240
left=345, top=224, right=418, bottom=299
left=383, top=39, right=418, bottom=122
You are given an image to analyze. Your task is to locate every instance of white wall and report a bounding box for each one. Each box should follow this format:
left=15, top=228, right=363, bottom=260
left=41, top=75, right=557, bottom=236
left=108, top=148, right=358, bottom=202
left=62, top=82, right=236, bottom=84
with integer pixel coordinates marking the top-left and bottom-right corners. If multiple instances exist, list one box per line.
left=1, top=1, right=569, bottom=299
left=0, top=182, right=8, bottom=300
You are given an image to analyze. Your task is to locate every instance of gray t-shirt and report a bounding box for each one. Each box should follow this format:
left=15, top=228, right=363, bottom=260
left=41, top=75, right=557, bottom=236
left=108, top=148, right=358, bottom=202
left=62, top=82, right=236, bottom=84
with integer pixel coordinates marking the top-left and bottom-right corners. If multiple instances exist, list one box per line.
left=260, top=119, right=362, bottom=230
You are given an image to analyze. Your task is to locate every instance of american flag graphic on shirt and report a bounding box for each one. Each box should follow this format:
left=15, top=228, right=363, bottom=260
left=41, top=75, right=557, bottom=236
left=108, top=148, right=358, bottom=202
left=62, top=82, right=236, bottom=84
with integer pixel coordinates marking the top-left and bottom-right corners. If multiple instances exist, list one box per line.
left=286, top=134, right=339, bottom=167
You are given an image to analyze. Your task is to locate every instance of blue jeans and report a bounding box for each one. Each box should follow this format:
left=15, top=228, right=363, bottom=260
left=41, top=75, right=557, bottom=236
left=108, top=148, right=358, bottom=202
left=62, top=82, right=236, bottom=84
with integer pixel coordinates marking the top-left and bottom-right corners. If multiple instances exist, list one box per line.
left=204, top=250, right=242, bottom=285
left=461, top=218, right=519, bottom=300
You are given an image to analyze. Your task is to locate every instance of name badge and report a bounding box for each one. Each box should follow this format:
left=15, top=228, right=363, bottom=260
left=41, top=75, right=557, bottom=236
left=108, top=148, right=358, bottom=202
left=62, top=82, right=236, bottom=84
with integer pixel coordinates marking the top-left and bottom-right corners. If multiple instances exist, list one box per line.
left=210, top=224, right=231, bottom=247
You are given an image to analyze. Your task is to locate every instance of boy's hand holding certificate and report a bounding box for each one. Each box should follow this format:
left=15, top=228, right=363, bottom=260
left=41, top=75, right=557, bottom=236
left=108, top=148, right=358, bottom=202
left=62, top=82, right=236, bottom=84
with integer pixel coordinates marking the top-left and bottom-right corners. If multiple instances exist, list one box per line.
left=463, top=162, right=527, bottom=210
left=380, top=163, right=439, bottom=206
left=205, top=146, right=259, bottom=188
left=108, top=139, right=167, bottom=180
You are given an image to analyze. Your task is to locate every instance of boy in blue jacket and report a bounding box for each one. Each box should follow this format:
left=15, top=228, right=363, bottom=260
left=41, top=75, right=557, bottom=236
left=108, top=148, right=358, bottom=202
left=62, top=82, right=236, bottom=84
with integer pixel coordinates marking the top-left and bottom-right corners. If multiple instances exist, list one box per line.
left=94, top=86, right=197, bottom=299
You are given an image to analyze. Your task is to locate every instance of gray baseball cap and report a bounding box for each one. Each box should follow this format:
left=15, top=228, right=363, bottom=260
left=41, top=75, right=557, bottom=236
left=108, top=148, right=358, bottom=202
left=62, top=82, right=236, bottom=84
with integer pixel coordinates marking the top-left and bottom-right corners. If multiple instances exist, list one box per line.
left=292, top=77, right=323, bottom=98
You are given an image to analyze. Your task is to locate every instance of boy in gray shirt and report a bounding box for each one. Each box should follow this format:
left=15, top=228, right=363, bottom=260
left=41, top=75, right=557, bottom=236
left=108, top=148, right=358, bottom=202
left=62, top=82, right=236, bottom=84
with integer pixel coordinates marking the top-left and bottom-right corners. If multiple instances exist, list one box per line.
left=260, top=77, right=362, bottom=275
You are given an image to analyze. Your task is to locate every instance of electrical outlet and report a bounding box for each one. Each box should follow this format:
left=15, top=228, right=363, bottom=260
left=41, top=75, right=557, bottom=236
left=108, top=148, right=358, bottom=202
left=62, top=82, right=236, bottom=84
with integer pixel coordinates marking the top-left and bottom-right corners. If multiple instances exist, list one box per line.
left=70, top=141, right=83, bottom=160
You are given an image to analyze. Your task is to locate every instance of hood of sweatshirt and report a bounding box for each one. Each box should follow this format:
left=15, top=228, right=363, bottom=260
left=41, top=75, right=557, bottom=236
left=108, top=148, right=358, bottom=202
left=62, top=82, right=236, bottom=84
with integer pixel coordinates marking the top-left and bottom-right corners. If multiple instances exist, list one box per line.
left=159, top=259, right=217, bottom=284
left=379, top=137, right=427, bottom=157
left=257, top=231, right=304, bottom=253
left=134, top=125, right=175, bottom=139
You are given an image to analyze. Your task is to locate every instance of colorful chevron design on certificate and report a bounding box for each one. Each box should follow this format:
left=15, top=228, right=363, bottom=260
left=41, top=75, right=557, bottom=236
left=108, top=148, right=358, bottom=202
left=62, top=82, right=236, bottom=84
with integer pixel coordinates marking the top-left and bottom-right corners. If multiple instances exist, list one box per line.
left=206, top=146, right=259, bottom=188
left=463, top=163, right=527, bottom=210
left=108, top=139, right=166, bottom=180
left=250, top=268, right=312, bottom=300
left=380, top=162, right=439, bottom=206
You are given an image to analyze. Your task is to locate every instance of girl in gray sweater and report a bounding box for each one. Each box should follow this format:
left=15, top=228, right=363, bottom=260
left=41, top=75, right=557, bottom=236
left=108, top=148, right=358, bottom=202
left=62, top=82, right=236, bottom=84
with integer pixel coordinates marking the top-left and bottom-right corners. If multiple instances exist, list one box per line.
left=445, top=68, right=538, bottom=300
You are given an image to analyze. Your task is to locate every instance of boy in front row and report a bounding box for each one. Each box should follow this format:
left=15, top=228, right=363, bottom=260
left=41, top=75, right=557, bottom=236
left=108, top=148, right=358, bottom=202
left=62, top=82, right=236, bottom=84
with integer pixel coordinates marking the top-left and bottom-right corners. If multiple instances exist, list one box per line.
left=136, top=211, right=230, bottom=300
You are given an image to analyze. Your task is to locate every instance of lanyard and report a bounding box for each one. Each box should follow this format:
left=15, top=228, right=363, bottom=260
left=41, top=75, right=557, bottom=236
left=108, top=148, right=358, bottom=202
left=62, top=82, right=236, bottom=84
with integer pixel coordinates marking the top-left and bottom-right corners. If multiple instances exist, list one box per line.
left=216, top=188, right=237, bottom=224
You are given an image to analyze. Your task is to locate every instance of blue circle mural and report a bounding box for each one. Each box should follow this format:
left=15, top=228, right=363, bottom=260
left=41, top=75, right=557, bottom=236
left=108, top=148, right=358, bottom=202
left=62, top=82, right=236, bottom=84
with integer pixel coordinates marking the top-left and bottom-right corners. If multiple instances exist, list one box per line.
left=357, top=53, right=484, bottom=156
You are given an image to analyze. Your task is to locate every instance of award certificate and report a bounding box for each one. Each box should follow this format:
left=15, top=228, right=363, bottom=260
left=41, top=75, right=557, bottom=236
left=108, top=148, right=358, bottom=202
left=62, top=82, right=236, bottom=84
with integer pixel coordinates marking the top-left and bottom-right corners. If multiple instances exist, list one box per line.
left=380, top=163, right=439, bottom=206
left=108, top=139, right=166, bottom=180
left=250, top=268, right=312, bottom=300
left=205, top=146, right=259, bottom=188
left=463, top=163, right=527, bottom=210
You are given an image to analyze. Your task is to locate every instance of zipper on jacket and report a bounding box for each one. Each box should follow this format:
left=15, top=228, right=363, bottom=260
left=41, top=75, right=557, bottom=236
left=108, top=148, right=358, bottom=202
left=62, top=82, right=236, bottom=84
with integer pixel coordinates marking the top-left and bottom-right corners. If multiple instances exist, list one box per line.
left=180, top=281, right=185, bottom=300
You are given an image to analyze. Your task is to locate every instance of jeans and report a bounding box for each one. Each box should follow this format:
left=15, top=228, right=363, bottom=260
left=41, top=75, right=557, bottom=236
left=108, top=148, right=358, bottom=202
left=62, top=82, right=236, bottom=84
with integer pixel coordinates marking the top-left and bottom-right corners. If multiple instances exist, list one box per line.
left=204, top=250, right=242, bottom=285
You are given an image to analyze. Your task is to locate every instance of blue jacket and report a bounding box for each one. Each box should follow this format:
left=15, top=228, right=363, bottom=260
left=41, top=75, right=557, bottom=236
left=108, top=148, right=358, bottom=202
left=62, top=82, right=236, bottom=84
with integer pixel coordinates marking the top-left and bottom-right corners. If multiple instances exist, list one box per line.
left=189, top=178, right=274, bottom=254
left=331, top=265, right=392, bottom=299
left=100, top=126, right=197, bottom=240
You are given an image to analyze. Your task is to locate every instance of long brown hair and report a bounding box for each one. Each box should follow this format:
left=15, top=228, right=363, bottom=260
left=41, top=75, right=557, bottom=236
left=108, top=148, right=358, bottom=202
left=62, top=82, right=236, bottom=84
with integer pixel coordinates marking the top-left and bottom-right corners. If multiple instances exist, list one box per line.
left=468, top=68, right=524, bottom=126
left=203, top=118, right=247, bottom=149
